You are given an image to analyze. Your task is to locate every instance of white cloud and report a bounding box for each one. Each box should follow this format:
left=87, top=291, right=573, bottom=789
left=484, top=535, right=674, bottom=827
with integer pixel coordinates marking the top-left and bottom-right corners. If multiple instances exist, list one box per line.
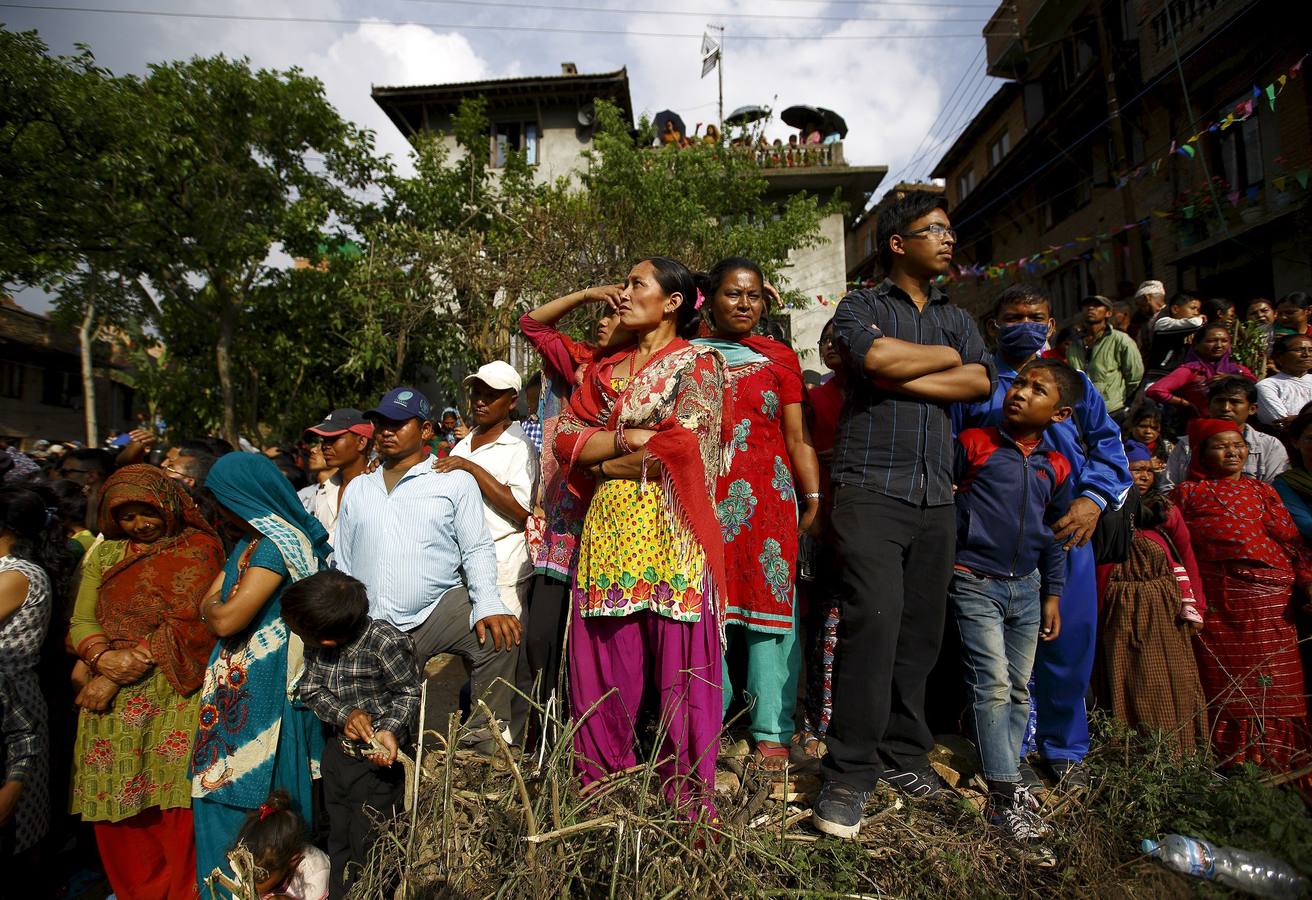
left=311, top=22, right=494, bottom=167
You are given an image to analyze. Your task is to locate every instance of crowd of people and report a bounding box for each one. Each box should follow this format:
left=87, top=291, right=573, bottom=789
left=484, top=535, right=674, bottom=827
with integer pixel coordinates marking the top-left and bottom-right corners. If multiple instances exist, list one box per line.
left=2, top=188, right=1312, bottom=897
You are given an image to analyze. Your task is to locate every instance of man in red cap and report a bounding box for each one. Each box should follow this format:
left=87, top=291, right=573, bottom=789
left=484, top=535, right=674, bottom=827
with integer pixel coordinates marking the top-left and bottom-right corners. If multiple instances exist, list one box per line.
left=301, top=407, right=374, bottom=544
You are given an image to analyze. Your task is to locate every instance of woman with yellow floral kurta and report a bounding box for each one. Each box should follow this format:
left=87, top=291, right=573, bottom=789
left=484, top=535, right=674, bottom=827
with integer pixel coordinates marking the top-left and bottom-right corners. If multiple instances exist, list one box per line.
left=556, top=257, right=727, bottom=817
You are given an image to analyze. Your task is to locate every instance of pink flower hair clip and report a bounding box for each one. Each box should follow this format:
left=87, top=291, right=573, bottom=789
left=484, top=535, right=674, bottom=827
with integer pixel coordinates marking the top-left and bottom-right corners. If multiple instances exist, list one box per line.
left=694, top=288, right=706, bottom=310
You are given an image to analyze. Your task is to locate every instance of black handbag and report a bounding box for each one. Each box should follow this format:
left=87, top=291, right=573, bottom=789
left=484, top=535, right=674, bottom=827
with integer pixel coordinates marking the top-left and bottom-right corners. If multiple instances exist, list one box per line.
left=1089, top=487, right=1138, bottom=565
left=1070, top=408, right=1138, bottom=565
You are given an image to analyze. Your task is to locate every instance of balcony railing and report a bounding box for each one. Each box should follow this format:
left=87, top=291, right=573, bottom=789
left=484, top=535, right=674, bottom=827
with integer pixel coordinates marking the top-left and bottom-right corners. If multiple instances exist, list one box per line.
left=1149, top=0, right=1228, bottom=51
left=748, top=141, right=846, bottom=170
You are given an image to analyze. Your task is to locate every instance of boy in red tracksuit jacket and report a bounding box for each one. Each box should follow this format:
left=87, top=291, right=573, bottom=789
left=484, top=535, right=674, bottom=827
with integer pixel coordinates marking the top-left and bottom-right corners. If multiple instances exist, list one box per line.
left=951, top=358, right=1079, bottom=854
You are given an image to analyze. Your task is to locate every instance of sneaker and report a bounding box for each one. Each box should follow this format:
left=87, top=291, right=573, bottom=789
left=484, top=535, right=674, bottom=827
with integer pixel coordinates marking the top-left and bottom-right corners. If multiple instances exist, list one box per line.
left=1013, top=782, right=1043, bottom=815
left=985, top=791, right=1051, bottom=842
left=881, top=766, right=950, bottom=799
left=1018, top=757, right=1045, bottom=793
left=811, top=780, right=870, bottom=839
left=1047, top=759, right=1089, bottom=793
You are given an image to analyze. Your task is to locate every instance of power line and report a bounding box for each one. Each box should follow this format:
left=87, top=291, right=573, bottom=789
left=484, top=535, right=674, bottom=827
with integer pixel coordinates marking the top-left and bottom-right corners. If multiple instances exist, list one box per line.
left=881, top=44, right=987, bottom=190
left=0, top=4, right=1010, bottom=40
left=952, top=1, right=1254, bottom=230
left=913, top=57, right=997, bottom=180
left=394, top=0, right=997, bottom=24
left=893, top=47, right=990, bottom=184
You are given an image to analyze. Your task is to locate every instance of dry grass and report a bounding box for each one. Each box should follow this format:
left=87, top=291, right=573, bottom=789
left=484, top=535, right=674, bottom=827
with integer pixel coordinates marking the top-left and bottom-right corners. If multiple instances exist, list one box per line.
left=344, top=699, right=1311, bottom=900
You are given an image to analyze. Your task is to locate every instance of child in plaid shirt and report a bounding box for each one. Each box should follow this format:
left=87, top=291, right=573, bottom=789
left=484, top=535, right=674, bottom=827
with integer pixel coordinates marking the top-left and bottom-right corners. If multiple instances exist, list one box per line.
left=281, top=570, right=420, bottom=899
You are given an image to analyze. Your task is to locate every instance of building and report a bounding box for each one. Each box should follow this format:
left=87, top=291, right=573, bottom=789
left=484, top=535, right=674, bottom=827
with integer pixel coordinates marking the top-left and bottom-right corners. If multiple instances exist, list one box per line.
left=0, top=297, right=135, bottom=449
left=373, top=65, right=887, bottom=375
left=933, top=0, right=1311, bottom=320
left=372, top=64, right=634, bottom=184
left=757, top=145, right=887, bottom=375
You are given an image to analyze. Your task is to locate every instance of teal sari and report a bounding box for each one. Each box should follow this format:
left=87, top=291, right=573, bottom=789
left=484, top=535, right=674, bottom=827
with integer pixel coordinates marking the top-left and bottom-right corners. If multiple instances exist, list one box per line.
left=190, top=453, right=331, bottom=893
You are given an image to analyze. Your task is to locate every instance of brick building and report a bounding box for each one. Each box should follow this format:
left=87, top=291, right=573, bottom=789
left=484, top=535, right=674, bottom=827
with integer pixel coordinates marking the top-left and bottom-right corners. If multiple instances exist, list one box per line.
left=933, top=0, right=1311, bottom=321
left=0, top=297, right=135, bottom=449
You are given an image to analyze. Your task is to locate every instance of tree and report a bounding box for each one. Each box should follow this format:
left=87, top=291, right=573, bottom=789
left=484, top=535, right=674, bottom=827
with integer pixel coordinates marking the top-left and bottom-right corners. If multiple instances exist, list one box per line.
left=352, top=99, right=836, bottom=398
left=122, top=55, right=382, bottom=445
left=1, top=30, right=158, bottom=444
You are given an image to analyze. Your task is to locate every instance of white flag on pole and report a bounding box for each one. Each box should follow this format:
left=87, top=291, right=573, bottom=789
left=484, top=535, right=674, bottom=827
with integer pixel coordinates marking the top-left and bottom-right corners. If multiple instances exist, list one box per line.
left=701, top=31, right=720, bottom=78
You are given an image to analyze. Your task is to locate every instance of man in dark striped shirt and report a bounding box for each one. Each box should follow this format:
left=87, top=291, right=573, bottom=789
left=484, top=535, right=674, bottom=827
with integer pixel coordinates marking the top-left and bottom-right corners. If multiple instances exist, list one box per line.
left=813, top=190, right=995, bottom=839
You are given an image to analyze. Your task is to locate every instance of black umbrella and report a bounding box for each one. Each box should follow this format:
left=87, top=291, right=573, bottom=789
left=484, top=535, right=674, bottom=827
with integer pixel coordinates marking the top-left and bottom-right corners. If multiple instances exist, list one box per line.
left=781, top=104, right=848, bottom=138
left=653, top=109, right=687, bottom=142
left=780, top=104, right=823, bottom=131
left=725, top=104, right=769, bottom=127
left=816, top=106, right=849, bottom=138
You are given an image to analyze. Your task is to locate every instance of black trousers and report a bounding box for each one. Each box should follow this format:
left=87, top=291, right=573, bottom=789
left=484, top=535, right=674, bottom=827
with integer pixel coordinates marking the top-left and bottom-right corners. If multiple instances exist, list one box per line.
left=821, top=485, right=956, bottom=791
left=510, top=575, right=570, bottom=744
left=322, top=738, right=405, bottom=899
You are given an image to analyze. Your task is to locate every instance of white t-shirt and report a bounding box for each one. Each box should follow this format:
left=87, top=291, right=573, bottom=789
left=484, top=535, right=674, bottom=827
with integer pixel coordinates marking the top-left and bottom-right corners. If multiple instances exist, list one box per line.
left=1256, top=371, right=1312, bottom=424
left=298, top=472, right=344, bottom=543
left=451, top=422, right=538, bottom=612
left=262, top=844, right=329, bottom=900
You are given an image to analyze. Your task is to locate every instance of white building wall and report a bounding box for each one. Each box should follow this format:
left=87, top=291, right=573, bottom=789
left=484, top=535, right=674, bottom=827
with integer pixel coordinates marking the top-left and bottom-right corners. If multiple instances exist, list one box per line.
left=777, top=212, right=847, bottom=379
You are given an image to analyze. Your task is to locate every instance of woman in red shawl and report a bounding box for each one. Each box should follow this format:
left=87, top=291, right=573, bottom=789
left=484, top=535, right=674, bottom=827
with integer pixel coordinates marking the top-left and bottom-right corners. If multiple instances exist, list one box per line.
left=517, top=285, right=632, bottom=717
left=1171, top=419, right=1312, bottom=794
left=68, top=465, right=225, bottom=898
left=692, top=257, right=821, bottom=771
left=555, top=256, right=727, bottom=817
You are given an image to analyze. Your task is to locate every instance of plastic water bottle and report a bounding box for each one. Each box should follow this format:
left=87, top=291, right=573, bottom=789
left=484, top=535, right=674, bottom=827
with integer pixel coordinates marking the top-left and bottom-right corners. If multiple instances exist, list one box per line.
left=1142, top=834, right=1308, bottom=898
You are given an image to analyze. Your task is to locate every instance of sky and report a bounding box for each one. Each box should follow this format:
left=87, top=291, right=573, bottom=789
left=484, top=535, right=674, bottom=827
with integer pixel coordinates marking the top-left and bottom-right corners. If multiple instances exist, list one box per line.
left=3, top=0, right=1006, bottom=310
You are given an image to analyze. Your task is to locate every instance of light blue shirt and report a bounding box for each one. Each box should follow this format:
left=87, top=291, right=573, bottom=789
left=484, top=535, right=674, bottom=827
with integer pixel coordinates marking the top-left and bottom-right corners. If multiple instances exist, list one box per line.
left=334, top=458, right=506, bottom=630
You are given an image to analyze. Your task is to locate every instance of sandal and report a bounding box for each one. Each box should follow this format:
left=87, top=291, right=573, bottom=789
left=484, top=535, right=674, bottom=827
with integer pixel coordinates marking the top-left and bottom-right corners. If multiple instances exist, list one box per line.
left=752, top=740, right=791, bottom=772
left=793, top=731, right=825, bottom=760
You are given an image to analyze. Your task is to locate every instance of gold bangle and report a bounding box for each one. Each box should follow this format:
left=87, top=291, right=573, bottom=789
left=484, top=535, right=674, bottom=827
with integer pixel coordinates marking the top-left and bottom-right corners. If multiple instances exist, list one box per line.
left=87, top=647, right=110, bottom=676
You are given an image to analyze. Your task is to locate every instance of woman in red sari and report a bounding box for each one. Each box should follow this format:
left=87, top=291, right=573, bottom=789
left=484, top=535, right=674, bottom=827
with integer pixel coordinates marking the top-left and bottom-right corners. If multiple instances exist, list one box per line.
left=692, top=257, right=822, bottom=770
left=1171, top=418, right=1312, bottom=793
left=556, top=256, right=727, bottom=817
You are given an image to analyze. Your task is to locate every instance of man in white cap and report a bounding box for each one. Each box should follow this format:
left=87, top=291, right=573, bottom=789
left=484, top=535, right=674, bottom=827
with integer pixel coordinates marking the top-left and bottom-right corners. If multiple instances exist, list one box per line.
left=433, top=361, right=538, bottom=619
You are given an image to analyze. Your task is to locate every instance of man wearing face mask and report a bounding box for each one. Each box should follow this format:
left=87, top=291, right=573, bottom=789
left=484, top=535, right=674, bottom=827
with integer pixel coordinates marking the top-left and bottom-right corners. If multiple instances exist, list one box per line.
left=951, top=284, right=1132, bottom=795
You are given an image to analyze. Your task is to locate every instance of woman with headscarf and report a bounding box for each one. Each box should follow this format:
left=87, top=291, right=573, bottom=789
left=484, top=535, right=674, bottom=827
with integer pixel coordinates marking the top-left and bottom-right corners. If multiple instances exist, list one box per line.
left=1146, top=322, right=1255, bottom=419
left=555, top=256, right=727, bottom=817
left=1096, top=442, right=1207, bottom=754
left=1171, top=419, right=1312, bottom=792
left=190, top=453, right=331, bottom=890
left=66, top=466, right=225, bottom=896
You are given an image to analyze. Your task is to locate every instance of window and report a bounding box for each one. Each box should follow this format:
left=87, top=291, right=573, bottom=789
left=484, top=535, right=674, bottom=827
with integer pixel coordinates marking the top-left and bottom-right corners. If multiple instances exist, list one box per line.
left=1218, top=95, right=1263, bottom=191
left=957, top=167, right=977, bottom=201
left=1041, top=149, right=1093, bottom=228
left=0, top=361, right=22, bottom=399
left=493, top=121, right=539, bottom=168
left=41, top=368, right=79, bottom=408
left=988, top=131, right=1011, bottom=168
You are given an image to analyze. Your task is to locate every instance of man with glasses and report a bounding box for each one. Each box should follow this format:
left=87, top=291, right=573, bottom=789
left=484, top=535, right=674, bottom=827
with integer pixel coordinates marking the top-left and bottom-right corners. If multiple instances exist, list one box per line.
left=335, top=387, right=520, bottom=752
left=299, top=408, right=374, bottom=543
left=812, top=190, right=995, bottom=838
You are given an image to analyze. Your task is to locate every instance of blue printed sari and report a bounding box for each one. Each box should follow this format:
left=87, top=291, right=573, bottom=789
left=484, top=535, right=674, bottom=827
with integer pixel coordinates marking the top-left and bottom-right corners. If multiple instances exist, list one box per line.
left=190, top=453, right=331, bottom=892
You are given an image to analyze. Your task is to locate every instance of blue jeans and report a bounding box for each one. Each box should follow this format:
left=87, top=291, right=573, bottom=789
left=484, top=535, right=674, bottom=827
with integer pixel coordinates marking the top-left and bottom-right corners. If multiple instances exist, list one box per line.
left=949, top=567, right=1042, bottom=784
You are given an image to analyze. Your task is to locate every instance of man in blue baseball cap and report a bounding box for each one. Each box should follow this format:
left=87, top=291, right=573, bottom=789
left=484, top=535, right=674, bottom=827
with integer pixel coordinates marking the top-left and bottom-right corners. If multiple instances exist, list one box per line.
left=336, top=385, right=521, bottom=752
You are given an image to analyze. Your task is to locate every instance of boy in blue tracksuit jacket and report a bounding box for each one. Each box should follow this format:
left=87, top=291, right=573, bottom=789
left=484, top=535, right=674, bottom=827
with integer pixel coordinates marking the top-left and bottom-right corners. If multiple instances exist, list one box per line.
left=952, top=357, right=1078, bottom=847
left=952, top=286, right=1132, bottom=788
